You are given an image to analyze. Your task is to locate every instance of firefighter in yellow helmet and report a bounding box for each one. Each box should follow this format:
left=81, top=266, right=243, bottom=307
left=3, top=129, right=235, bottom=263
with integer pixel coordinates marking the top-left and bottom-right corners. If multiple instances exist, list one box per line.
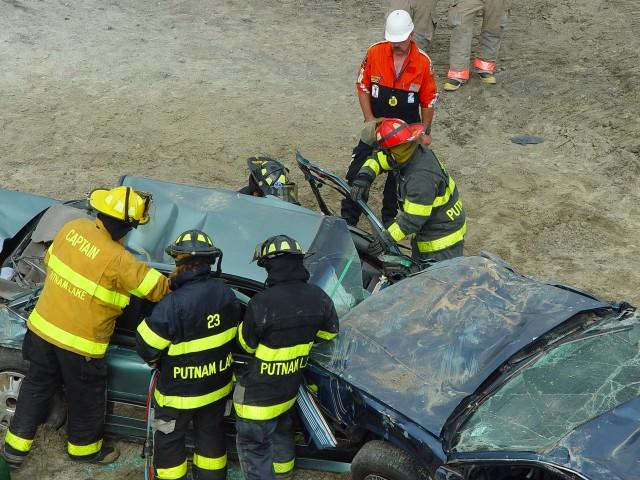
left=2, top=186, right=169, bottom=468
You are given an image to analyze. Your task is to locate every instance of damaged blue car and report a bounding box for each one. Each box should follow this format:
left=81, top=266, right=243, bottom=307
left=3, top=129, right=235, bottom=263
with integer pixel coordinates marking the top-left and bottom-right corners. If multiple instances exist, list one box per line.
left=0, top=155, right=638, bottom=480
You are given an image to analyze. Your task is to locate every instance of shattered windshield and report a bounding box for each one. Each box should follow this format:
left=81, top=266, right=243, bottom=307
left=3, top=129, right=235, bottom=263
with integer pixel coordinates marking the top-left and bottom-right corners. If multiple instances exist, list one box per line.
left=454, top=312, right=640, bottom=453
left=305, top=216, right=368, bottom=316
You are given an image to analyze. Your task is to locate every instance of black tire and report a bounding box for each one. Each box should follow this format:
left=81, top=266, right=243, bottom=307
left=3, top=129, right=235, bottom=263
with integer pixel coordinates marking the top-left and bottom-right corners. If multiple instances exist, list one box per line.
left=351, top=440, right=422, bottom=480
left=0, top=346, right=66, bottom=430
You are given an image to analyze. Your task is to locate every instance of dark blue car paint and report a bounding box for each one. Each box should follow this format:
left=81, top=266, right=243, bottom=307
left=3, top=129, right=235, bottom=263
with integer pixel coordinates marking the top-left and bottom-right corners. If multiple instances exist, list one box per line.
left=313, top=256, right=610, bottom=435
left=554, top=396, right=640, bottom=480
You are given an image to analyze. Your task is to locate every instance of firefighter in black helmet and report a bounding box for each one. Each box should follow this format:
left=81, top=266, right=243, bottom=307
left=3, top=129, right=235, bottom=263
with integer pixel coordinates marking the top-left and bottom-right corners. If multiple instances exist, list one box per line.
left=234, top=235, right=339, bottom=480
left=136, top=230, right=241, bottom=480
left=239, top=156, right=299, bottom=204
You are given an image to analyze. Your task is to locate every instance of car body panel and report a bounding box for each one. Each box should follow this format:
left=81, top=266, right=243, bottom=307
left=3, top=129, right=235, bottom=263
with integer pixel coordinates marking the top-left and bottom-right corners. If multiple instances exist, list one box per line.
left=552, top=395, right=640, bottom=480
left=119, top=175, right=328, bottom=283
left=307, top=363, right=447, bottom=474
left=0, top=307, right=25, bottom=349
left=312, top=255, right=609, bottom=435
left=106, top=343, right=151, bottom=404
left=0, top=189, right=57, bottom=255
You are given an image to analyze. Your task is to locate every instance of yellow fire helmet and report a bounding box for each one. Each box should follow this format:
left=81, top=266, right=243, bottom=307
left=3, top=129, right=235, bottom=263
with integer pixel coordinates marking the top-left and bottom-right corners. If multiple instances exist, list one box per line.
left=89, top=186, right=152, bottom=226
left=252, top=234, right=305, bottom=267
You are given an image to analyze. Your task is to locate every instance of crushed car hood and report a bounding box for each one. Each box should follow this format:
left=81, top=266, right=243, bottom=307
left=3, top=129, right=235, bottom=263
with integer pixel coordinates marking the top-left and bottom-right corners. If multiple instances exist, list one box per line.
left=313, top=255, right=609, bottom=434
left=0, top=189, right=57, bottom=254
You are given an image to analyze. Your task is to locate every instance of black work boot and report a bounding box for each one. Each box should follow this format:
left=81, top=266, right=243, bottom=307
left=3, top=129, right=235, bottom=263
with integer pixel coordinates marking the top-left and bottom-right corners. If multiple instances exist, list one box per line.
left=71, top=445, right=120, bottom=465
left=1, top=444, right=26, bottom=470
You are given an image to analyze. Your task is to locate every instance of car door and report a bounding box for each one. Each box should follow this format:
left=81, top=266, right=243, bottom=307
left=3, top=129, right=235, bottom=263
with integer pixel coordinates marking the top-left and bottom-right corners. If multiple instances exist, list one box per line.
left=294, top=151, right=401, bottom=255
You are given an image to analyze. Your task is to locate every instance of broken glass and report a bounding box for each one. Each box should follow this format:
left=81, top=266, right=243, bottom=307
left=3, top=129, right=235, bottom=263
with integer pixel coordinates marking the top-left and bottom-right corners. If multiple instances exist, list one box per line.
left=454, top=313, right=640, bottom=452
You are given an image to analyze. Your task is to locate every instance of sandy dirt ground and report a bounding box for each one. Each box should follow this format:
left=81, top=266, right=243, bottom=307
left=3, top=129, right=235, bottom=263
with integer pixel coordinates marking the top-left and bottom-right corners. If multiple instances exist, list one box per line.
left=1, top=0, right=639, bottom=478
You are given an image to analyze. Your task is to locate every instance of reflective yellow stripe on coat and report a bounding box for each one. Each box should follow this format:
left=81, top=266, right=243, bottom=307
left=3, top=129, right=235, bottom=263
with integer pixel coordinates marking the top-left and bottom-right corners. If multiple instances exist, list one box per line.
left=237, top=322, right=256, bottom=354
left=401, top=177, right=457, bottom=217
left=168, top=327, right=237, bottom=356
left=416, top=222, right=467, bottom=253
left=130, top=268, right=163, bottom=298
left=387, top=222, right=406, bottom=242
left=28, top=309, right=109, bottom=357
left=233, top=396, right=297, bottom=421
left=255, top=341, right=313, bottom=362
left=363, top=158, right=381, bottom=176
left=403, top=199, right=432, bottom=216
left=137, top=319, right=171, bottom=351
left=47, top=247, right=130, bottom=308
left=154, top=381, right=233, bottom=410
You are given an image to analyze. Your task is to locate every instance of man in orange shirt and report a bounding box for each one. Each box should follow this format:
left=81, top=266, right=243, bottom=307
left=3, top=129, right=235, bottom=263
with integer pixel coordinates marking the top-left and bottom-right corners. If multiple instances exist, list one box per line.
left=341, top=9, right=438, bottom=228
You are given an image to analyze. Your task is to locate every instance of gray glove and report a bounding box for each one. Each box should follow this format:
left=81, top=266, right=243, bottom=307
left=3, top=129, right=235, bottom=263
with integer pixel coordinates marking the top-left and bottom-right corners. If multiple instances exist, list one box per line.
left=350, top=175, right=372, bottom=202
left=367, top=229, right=393, bottom=256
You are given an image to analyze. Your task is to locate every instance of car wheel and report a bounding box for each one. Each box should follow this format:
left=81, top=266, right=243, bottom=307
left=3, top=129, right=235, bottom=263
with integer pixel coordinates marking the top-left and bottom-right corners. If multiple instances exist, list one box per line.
left=351, top=440, right=422, bottom=480
left=0, top=347, right=66, bottom=431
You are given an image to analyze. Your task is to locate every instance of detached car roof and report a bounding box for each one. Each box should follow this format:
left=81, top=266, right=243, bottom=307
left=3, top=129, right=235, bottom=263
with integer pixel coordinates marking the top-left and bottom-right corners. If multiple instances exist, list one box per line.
left=313, top=255, right=610, bottom=434
left=119, top=176, right=328, bottom=283
left=1, top=178, right=363, bottom=309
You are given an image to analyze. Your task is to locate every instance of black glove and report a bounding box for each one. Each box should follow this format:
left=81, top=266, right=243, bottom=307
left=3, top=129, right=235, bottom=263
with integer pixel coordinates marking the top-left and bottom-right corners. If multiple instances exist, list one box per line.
left=367, top=229, right=393, bottom=256
left=350, top=175, right=372, bottom=202
left=146, top=360, right=159, bottom=369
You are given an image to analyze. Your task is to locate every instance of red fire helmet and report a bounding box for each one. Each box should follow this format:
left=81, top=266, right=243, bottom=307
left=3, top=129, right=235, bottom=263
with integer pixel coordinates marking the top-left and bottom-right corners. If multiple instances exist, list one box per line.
left=374, top=118, right=424, bottom=149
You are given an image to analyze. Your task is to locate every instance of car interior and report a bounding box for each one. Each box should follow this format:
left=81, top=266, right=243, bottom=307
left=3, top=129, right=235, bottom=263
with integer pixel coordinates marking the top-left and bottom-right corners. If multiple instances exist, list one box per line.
left=112, top=274, right=255, bottom=347
left=0, top=204, right=90, bottom=302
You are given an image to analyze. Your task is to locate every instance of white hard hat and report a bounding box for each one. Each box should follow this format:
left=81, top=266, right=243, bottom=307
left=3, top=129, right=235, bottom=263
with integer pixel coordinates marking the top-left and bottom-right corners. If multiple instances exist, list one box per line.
left=385, top=10, right=414, bottom=42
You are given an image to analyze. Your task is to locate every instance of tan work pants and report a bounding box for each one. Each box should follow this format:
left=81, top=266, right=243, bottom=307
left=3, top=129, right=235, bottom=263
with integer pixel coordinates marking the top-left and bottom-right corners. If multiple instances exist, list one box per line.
left=388, top=0, right=439, bottom=51
left=447, top=0, right=511, bottom=78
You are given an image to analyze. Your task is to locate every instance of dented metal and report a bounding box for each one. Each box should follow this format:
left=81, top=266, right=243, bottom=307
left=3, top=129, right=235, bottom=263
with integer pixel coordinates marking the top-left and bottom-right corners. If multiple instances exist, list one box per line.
left=313, top=255, right=609, bottom=434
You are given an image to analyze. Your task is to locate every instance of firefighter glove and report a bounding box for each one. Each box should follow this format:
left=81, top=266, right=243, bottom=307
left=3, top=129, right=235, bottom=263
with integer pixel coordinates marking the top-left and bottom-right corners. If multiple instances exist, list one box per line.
left=367, top=229, right=393, bottom=256
left=350, top=175, right=372, bottom=202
